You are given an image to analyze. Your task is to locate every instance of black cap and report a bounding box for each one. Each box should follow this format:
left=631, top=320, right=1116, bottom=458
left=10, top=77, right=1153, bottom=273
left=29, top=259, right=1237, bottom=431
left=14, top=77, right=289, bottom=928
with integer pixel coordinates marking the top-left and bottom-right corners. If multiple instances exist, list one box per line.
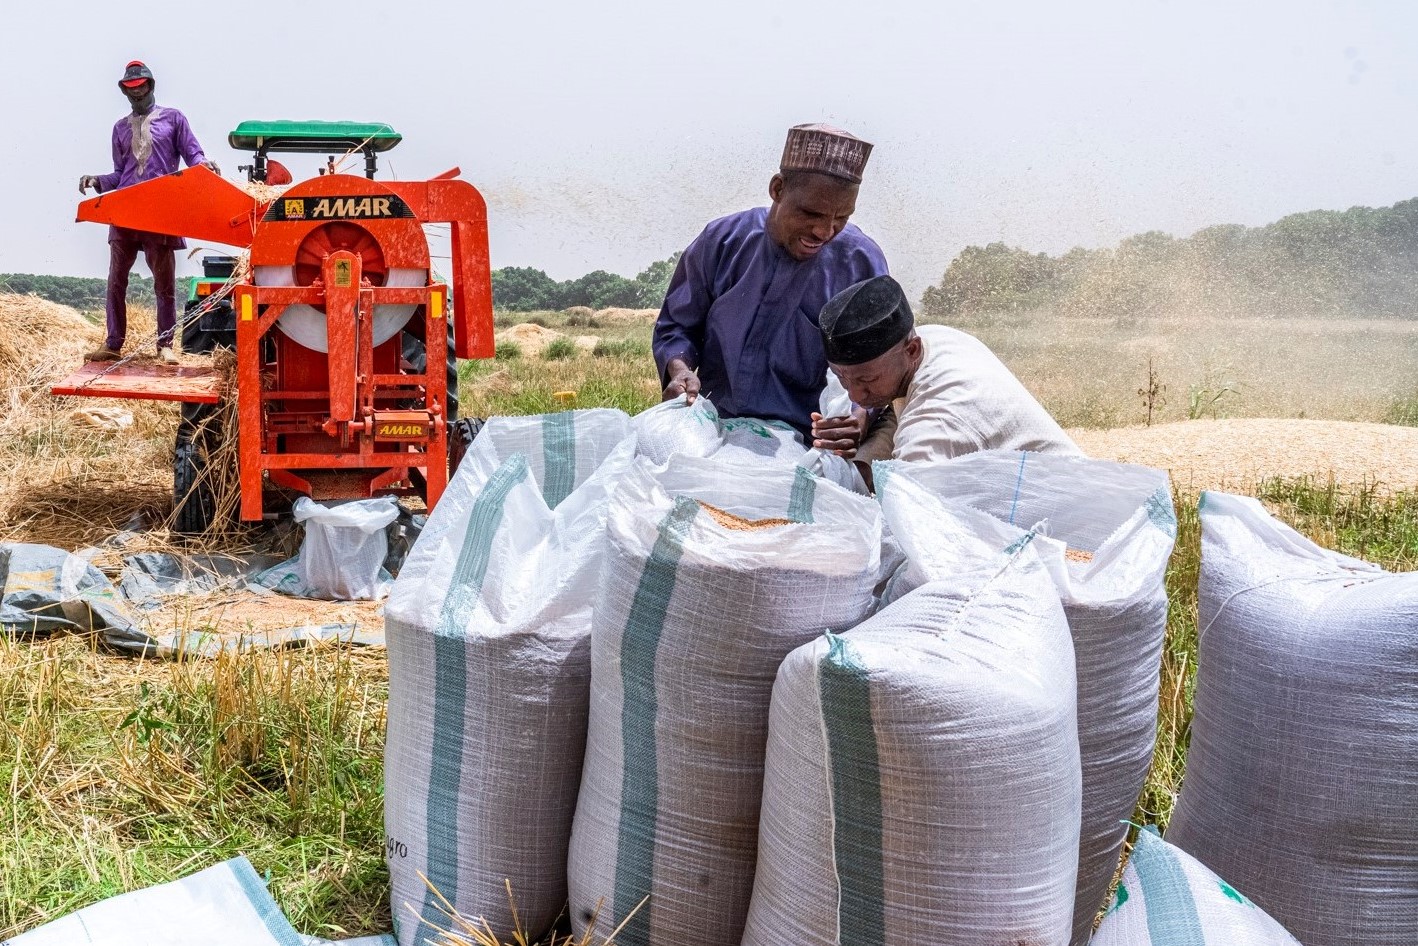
left=119, top=61, right=154, bottom=88
left=819, top=275, right=914, bottom=365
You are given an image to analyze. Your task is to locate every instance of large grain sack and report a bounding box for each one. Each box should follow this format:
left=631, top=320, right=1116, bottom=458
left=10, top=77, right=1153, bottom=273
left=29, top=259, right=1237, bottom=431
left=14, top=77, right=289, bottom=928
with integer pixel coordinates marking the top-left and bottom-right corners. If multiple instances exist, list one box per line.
left=384, top=409, right=633, bottom=946
left=567, top=455, right=881, bottom=946
left=877, top=453, right=1174, bottom=944
left=1168, top=491, right=1418, bottom=946
left=743, top=499, right=1080, bottom=946
left=1091, top=827, right=1302, bottom=946
left=631, top=393, right=723, bottom=465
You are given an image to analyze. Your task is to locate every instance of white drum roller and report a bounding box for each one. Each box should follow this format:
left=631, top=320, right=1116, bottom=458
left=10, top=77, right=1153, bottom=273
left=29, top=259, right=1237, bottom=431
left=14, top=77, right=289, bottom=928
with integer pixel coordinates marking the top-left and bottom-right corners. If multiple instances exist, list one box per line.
left=252, top=264, right=425, bottom=353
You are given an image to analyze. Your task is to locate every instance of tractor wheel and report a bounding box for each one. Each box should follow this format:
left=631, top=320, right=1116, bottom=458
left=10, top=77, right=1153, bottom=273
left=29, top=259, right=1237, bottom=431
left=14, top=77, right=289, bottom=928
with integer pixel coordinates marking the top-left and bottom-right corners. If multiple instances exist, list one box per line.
left=173, top=402, right=217, bottom=535
left=449, top=416, right=485, bottom=475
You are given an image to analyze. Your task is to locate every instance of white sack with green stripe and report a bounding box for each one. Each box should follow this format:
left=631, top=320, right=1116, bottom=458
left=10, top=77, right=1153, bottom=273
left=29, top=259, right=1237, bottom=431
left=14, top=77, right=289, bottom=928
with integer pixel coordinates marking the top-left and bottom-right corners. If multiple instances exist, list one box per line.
left=1091, top=827, right=1302, bottom=945
left=742, top=498, right=1081, bottom=946
left=567, top=455, right=881, bottom=946
left=384, top=409, right=633, bottom=946
left=876, top=453, right=1175, bottom=946
left=1168, top=491, right=1418, bottom=946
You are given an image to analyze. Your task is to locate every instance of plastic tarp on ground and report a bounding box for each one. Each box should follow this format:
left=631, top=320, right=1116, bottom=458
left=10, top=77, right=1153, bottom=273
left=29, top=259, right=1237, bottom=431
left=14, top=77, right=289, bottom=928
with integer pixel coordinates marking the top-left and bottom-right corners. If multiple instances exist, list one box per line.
left=383, top=409, right=634, bottom=946
left=1091, top=827, right=1302, bottom=946
left=0, top=542, right=150, bottom=650
left=2, top=855, right=395, bottom=946
left=875, top=452, right=1175, bottom=945
left=1168, top=491, right=1418, bottom=946
left=567, top=454, right=881, bottom=946
left=743, top=497, right=1081, bottom=946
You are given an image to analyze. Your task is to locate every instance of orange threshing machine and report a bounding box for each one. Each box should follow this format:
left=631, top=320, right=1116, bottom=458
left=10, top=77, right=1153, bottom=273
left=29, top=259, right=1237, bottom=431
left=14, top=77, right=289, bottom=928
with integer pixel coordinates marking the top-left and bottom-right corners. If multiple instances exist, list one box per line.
left=56, top=121, right=494, bottom=531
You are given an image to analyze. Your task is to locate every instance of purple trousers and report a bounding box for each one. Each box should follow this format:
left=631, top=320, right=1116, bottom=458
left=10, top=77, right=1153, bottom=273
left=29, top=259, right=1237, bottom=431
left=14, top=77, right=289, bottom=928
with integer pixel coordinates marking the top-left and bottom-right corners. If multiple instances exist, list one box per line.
left=106, top=229, right=178, bottom=351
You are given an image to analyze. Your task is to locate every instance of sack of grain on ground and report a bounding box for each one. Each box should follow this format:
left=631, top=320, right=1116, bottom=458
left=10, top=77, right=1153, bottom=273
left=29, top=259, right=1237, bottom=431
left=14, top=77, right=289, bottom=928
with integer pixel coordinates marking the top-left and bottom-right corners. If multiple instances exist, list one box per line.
left=631, top=393, right=726, bottom=465
left=743, top=500, right=1080, bottom=946
left=1091, top=827, right=1302, bottom=946
left=876, top=453, right=1174, bottom=946
left=567, top=455, right=881, bottom=946
left=1168, top=491, right=1418, bottom=946
left=383, top=410, right=634, bottom=946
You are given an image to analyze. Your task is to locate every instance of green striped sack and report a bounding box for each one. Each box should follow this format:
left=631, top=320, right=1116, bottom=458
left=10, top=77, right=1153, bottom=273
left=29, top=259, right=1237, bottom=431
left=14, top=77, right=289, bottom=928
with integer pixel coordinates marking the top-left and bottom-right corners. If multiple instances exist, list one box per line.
left=566, top=455, right=882, bottom=946
left=383, top=410, right=633, bottom=946
left=742, top=499, right=1081, bottom=946
left=1091, top=827, right=1302, bottom=945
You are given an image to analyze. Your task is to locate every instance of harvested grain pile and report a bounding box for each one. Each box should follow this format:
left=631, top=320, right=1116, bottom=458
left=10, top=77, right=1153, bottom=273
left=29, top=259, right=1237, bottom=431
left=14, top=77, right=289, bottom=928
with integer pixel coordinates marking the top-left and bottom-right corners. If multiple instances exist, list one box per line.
left=497, top=322, right=564, bottom=356
left=592, top=307, right=657, bottom=324
left=1072, top=418, right=1418, bottom=493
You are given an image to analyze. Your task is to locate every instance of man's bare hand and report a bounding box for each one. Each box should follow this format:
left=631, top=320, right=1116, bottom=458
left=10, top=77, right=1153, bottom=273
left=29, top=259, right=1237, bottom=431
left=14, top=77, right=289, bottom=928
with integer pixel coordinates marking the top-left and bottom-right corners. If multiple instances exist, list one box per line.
left=79, top=175, right=100, bottom=194
left=202, top=160, right=221, bottom=176
left=662, top=358, right=701, bottom=403
left=811, top=406, right=869, bottom=457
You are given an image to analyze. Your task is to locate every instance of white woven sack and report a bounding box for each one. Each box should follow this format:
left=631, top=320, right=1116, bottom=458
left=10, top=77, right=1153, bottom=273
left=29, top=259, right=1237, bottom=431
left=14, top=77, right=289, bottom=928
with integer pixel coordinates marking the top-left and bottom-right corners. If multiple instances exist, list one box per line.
left=1091, top=827, right=1302, bottom=946
left=383, top=409, right=634, bottom=946
left=876, top=453, right=1174, bottom=945
left=567, top=455, right=881, bottom=946
left=743, top=499, right=1080, bottom=946
left=1168, top=491, right=1418, bottom=946
left=631, top=393, right=723, bottom=465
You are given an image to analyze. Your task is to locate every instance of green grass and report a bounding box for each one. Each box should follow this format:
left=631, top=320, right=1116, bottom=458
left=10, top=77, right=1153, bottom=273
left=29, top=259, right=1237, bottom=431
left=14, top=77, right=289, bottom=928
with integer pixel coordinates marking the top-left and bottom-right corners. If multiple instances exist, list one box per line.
left=542, top=338, right=578, bottom=361
left=0, top=641, right=389, bottom=940
left=1386, top=390, right=1418, bottom=427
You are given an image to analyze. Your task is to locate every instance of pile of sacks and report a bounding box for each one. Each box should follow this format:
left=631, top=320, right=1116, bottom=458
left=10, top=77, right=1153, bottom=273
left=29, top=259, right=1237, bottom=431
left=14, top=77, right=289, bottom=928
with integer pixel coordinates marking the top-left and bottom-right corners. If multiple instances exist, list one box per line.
left=382, top=396, right=1416, bottom=946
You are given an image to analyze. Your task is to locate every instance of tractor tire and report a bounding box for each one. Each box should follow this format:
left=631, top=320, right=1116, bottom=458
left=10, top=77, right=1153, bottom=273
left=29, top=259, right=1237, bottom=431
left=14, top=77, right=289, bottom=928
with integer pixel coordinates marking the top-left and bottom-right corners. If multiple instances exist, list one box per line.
left=181, top=299, right=236, bottom=355
left=173, top=402, right=219, bottom=535
left=173, top=439, right=214, bottom=535
left=449, top=416, right=485, bottom=475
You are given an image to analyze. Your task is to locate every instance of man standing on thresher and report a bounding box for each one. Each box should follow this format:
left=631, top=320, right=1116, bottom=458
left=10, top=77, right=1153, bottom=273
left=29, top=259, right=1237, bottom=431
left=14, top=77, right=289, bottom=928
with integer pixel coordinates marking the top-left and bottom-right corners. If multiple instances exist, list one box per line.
left=79, top=61, right=219, bottom=365
left=815, top=273, right=1080, bottom=488
left=652, top=123, right=888, bottom=446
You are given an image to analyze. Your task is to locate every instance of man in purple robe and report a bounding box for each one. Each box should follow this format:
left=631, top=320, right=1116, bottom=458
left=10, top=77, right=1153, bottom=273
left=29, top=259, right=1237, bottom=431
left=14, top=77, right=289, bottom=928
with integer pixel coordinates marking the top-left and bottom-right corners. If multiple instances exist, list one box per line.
left=652, top=124, right=888, bottom=444
left=79, top=61, right=218, bottom=364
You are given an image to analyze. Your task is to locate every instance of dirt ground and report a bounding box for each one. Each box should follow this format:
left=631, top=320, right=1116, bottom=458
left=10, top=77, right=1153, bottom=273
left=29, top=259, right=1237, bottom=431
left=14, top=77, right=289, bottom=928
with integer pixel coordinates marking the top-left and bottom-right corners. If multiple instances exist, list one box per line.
left=1072, top=418, right=1418, bottom=493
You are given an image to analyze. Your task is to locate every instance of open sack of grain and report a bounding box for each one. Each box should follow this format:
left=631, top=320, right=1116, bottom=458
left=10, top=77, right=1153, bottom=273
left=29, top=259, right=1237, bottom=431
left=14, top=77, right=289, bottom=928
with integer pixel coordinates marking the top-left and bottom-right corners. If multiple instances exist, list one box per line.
left=566, top=453, right=881, bottom=946
left=633, top=393, right=863, bottom=489
left=875, top=452, right=1175, bottom=946
left=1167, top=491, right=1418, bottom=946
left=382, top=409, right=634, bottom=946
left=743, top=498, right=1080, bottom=946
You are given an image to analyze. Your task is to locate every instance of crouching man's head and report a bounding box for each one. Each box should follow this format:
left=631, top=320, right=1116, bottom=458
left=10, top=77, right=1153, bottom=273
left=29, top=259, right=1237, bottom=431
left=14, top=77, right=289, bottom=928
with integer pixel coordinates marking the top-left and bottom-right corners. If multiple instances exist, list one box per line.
left=819, top=275, right=922, bottom=409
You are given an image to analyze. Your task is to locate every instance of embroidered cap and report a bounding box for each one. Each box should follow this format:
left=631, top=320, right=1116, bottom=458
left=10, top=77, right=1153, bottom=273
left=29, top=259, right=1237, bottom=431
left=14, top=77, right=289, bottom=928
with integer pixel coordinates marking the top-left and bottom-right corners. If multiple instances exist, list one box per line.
left=780, top=123, right=873, bottom=184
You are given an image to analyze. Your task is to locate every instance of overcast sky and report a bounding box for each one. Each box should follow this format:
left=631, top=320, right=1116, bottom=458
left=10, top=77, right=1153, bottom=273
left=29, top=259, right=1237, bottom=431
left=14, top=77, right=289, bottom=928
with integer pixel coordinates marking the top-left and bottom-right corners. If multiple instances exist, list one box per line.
left=4, top=0, right=1415, bottom=297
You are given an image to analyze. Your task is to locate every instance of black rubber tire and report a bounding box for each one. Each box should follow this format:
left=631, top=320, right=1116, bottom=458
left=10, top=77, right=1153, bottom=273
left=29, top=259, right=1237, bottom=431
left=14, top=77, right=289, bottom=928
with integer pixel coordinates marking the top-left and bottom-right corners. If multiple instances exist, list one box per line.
left=173, top=439, right=213, bottom=535
left=448, top=416, right=485, bottom=475
left=180, top=299, right=236, bottom=355
left=173, top=402, right=218, bottom=535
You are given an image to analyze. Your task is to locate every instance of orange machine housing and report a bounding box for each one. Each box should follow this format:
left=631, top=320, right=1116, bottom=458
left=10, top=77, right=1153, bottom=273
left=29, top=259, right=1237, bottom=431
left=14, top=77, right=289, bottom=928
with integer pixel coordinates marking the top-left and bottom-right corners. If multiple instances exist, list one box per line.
left=64, top=164, right=494, bottom=521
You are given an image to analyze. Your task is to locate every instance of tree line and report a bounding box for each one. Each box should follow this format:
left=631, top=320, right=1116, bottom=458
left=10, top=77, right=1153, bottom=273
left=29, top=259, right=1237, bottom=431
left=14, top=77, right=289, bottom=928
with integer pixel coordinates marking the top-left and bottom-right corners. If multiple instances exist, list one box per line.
left=921, top=197, right=1418, bottom=320
left=492, top=253, right=680, bottom=311
left=0, top=273, right=171, bottom=309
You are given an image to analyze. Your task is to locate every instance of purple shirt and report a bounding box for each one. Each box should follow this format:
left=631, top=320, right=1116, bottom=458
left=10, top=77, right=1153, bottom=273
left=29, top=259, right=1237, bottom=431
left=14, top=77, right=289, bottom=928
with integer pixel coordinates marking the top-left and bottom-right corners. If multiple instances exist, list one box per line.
left=96, top=105, right=207, bottom=246
left=653, top=207, right=888, bottom=437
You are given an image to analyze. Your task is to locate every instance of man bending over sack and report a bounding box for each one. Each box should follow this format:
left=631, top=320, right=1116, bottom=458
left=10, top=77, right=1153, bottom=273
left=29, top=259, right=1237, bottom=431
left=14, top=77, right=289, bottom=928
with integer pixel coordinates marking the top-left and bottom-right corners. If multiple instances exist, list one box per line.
left=812, top=274, right=1079, bottom=489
